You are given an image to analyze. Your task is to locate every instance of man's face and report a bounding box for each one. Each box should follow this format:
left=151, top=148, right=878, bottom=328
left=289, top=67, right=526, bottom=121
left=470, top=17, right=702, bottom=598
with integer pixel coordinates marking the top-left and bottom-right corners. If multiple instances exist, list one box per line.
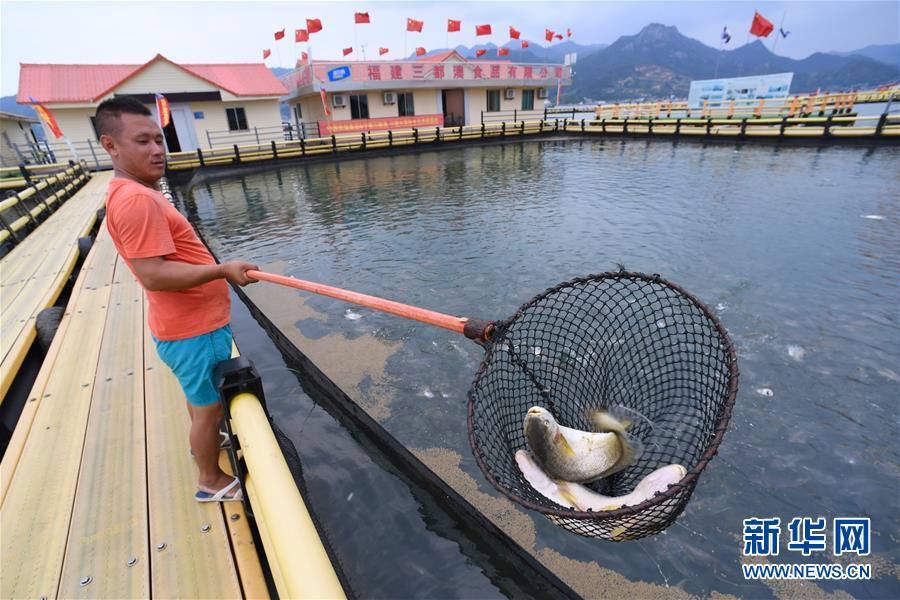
left=100, top=113, right=166, bottom=182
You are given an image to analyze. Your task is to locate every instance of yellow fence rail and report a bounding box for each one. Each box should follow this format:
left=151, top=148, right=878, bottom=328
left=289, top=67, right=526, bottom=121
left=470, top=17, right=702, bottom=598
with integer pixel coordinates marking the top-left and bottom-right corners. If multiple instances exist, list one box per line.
left=0, top=162, right=90, bottom=248
left=165, top=112, right=899, bottom=173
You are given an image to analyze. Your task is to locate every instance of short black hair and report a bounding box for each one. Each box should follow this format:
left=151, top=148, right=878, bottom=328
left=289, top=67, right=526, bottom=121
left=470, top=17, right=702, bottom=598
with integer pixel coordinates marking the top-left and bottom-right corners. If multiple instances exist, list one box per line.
left=95, top=96, right=151, bottom=137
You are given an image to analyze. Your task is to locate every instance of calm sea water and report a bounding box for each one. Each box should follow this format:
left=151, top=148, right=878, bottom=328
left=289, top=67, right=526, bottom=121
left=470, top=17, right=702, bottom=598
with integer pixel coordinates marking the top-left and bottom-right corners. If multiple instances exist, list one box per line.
left=189, top=138, right=899, bottom=598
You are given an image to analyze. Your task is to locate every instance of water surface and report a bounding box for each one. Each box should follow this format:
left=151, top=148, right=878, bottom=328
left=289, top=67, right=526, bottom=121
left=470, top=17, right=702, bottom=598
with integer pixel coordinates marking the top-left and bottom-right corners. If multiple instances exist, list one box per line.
left=190, top=138, right=899, bottom=598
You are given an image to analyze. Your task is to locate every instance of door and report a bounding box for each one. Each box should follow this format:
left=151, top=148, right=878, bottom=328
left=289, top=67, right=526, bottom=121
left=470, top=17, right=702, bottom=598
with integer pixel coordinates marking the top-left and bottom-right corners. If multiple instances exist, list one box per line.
left=169, top=105, right=199, bottom=152
left=441, top=89, right=465, bottom=126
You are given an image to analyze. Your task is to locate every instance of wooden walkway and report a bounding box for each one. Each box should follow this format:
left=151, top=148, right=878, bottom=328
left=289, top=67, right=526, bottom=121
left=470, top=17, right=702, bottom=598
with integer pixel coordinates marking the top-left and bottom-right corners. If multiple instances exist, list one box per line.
left=0, top=170, right=110, bottom=403
left=1, top=213, right=268, bottom=598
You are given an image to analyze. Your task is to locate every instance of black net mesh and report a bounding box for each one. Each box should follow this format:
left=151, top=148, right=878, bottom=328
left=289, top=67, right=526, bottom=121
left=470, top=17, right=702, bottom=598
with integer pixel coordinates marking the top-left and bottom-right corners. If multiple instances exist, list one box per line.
left=467, top=272, right=738, bottom=541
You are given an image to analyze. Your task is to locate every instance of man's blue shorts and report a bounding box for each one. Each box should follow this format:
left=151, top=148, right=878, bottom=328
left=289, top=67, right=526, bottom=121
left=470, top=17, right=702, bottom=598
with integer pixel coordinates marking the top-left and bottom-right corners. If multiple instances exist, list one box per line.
left=153, top=324, right=233, bottom=407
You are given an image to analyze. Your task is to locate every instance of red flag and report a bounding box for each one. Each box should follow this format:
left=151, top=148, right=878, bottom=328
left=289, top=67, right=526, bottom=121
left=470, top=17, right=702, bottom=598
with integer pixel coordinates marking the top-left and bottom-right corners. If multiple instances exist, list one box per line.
left=509, top=26, right=520, bottom=39
left=407, top=18, right=424, bottom=32
left=545, top=29, right=554, bottom=42
left=476, top=24, right=492, bottom=36
left=567, top=28, right=572, bottom=37
left=301, top=51, right=308, bottom=64
left=343, top=47, right=353, bottom=56
left=521, top=40, right=529, bottom=48
left=263, top=48, right=271, bottom=59
left=475, top=49, right=487, bottom=57
left=307, top=18, right=322, bottom=33
left=447, top=19, right=461, bottom=32
left=749, top=11, right=774, bottom=37
left=355, top=12, right=370, bottom=24
left=155, top=93, right=171, bottom=129
left=554, top=33, right=563, bottom=40
left=498, top=47, right=509, bottom=56
left=274, top=29, right=285, bottom=40
left=415, top=47, right=427, bottom=56
left=379, top=47, right=389, bottom=56
left=30, top=98, right=63, bottom=139
left=295, top=29, right=308, bottom=42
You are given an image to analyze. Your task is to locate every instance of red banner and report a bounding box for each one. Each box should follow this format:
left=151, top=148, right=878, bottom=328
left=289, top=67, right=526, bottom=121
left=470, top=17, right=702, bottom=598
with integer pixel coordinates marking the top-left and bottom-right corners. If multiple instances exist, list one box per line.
left=447, top=19, right=461, bottom=32
left=155, top=93, right=171, bottom=129
left=355, top=12, right=370, bottom=24
left=509, top=26, right=520, bottom=39
left=749, top=11, right=774, bottom=37
left=295, top=29, right=308, bottom=42
left=307, top=18, right=322, bottom=33
left=31, top=99, right=63, bottom=139
left=476, top=24, right=492, bottom=36
left=407, top=18, right=423, bottom=32
left=318, top=114, right=443, bottom=135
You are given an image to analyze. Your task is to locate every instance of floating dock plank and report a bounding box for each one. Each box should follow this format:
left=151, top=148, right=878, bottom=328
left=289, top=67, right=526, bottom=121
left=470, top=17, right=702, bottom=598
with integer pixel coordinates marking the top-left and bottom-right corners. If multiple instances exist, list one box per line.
left=0, top=171, right=111, bottom=403
left=1, top=207, right=266, bottom=598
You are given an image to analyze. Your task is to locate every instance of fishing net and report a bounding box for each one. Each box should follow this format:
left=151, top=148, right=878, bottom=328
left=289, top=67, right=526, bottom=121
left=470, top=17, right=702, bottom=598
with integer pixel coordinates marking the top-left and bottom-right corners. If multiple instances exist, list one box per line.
left=467, top=271, right=738, bottom=541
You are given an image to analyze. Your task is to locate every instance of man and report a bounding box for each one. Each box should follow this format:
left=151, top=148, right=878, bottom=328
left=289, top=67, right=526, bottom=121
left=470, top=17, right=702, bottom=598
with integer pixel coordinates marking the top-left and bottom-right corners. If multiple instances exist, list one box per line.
left=97, top=96, right=256, bottom=502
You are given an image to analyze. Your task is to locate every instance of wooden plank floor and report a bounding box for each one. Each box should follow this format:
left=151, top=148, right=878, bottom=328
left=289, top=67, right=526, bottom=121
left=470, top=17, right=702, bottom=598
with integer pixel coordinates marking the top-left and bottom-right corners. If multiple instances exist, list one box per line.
left=1, top=210, right=267, bottom=598
left=0, top=171, right=112, bottom=403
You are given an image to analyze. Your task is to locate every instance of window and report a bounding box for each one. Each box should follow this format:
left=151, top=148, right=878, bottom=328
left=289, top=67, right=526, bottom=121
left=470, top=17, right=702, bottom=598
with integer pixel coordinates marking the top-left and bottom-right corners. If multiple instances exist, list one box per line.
left=293, top=104, right=303, bottom=121
left=486, top=90, right=500, bottom=112
left=398, top=92, right=415, bottom=117
left=226, top=107, right=248, bottom=131
left=349, top=94, right=370, bottom=120
left=521, top=89, right=535, bottom=111
left=89, top=116, right=101, bottom=140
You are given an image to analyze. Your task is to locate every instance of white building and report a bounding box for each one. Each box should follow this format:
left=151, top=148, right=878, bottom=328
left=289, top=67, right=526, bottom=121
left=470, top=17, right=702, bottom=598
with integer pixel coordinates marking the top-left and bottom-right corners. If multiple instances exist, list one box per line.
left=688, top=73, right=794, bottom=108
left=281, top=50, right=572, bottom=135
left=17, top=54, right=287, bottom=160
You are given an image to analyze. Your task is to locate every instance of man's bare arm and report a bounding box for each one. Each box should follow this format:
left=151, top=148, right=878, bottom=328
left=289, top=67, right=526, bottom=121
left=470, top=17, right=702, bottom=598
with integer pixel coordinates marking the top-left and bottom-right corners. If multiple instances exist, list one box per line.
left=130, top=257, right=258, bottom=292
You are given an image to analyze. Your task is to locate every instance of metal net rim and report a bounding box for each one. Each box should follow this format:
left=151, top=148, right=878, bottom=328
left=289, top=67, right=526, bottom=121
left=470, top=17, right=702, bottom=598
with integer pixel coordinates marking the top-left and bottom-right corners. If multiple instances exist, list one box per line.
left=466, top=270, right=740, bottom=522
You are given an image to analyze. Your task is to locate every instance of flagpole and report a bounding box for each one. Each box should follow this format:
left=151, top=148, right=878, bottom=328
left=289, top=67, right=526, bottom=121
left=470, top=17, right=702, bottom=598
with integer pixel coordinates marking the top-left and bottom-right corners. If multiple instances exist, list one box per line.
left=275, top=42, right=283, bottom=69
left=354, top=23, right=359, bottom=61
left=772, top=11, right=787, bottom=54
left=714, top=36, right=723, bottom=79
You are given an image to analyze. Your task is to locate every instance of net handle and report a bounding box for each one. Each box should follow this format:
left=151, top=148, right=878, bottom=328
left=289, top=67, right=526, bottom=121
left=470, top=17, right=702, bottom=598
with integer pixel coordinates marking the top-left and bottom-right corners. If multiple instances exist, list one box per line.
left=246, top=270, right=494, bottom=342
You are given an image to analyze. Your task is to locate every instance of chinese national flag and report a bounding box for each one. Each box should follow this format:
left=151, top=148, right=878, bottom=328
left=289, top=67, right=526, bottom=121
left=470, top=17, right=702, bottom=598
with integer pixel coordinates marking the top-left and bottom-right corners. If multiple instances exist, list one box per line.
left=415, top=47, right=427, bottom=56
left=545, top=29, right=554, bottom=42
left=554, top=33, right=563, bottom=40
left=509, top=26, right=520, bottom=39
left=476, top=24, right=492, bottom=36
left=475, top=49, right=487, bottom=57
left=521, top=40, right=529, bottom=48
left=274, top=29, right=285, bottom=40
left=498, top=48, right=509, bottom=56
left=379, top=47, right=389, bottom=55
left=407, top=18, right=424, bottom=32
left=307, top=18, right=323, bottom=33
left=343, top=47, right=353, bottom=56
left=448, top=19, right=461, bottom=32
left=301, top=51, right=308, bottom=64
left=263, top=48, right=271, bottom=59
left=295, top=29, right=308, bottom=42
left=30, top=98, right=63, bottom=139
left=567, top=28, right=572, bottom=37
left=749, top=11, right=774, bottom=37
left=355, top=12, right=370, bottom=24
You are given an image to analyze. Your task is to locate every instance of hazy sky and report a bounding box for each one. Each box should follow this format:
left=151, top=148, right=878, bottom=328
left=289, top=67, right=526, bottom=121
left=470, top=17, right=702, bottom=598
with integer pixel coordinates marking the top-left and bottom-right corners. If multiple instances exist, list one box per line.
left=3, top=0, right=898, bottom=97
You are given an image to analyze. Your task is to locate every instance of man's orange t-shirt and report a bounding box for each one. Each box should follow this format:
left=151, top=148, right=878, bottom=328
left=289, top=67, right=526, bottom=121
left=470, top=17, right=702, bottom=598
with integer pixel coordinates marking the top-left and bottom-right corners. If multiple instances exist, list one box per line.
left=106, top=178, right=230, bottom=341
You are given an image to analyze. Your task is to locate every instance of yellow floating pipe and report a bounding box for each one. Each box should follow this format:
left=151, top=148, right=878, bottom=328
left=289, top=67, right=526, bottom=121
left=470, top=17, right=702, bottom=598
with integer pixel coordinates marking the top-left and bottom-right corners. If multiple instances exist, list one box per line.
left=228, top=392, right=345, bottom=600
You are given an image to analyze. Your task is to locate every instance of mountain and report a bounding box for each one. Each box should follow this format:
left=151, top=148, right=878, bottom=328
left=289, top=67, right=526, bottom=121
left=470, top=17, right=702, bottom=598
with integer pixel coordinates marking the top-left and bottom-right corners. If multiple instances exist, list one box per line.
left=1, top=95, right=37, bottom=118
left=567, top=24, right=900, bottom=102
left=831, top=43, right=900, bottom=66
left=269, top=67, right=292, bottom=78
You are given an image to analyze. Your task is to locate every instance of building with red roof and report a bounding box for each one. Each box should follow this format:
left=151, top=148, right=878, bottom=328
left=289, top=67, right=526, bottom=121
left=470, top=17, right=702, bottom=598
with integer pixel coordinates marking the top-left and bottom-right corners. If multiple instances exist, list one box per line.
left=17, top=54, right=288, bottom=156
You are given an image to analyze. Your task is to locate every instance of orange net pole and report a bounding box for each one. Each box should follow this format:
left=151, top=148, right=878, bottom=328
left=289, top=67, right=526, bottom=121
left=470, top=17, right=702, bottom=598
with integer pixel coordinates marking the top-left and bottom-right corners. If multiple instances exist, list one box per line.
left=247, top=270, right=469, bottom=335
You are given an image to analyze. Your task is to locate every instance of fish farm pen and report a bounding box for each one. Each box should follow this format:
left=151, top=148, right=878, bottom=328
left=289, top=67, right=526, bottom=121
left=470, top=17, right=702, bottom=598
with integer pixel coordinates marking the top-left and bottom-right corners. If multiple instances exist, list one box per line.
left=1, top=96, right=897, bottom=598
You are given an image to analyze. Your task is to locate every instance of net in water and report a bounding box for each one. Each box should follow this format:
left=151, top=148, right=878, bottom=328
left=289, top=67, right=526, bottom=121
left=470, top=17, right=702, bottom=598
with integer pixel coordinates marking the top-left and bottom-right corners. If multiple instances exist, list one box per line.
left=467, top=271, right=738, bottom=541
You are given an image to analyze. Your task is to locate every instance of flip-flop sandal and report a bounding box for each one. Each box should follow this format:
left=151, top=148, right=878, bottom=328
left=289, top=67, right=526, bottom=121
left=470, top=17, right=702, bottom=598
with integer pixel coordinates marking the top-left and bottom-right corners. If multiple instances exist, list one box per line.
left=195, top=477, right=243, bottom=503
left=189, top=430, right=232, bottom=458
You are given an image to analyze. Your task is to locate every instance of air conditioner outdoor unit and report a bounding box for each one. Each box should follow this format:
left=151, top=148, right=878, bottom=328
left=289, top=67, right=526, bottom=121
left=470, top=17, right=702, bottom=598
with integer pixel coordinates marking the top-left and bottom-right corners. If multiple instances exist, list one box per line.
left=504, top=88, right=516, bottom=100
left=383, top=92, right=397, bottom=104
left=537, top=88, right=549, bottom=99
left=332, top=94, right=347, bottom=108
